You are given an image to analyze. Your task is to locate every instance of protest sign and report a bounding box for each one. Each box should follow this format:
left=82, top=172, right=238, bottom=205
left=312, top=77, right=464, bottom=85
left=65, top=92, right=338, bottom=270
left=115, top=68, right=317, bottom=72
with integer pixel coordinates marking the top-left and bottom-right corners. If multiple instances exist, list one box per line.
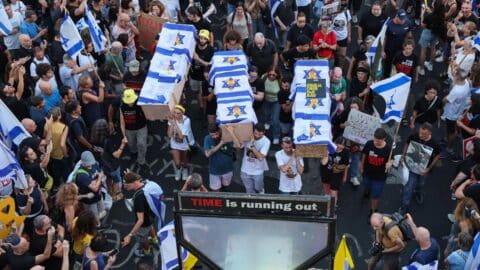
left=343, top=110, right=382, bottom=145
left=405, top=141, right=433, bottom=175
left=137, top=12, right=164, bottom=50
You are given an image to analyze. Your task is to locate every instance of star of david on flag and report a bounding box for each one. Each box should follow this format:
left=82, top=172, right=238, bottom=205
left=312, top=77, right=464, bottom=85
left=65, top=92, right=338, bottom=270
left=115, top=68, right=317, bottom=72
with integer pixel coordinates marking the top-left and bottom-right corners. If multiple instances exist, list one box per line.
left=175, top=32, right=185, bottom=45
left=227, top=105, right=247, bottom=118
left=223, top=56, right=240, bottom=64
left=167, top=60, right=176, bottom=72
left=60, top=13, right=84, bottom=58
left=309, top=122, right=322, bottom=137
left=222, top=78, right=240, bottom=90
left=305, top=98, right=323, bottom=109
left=371, top=73, right=411, bottom=123
left=84, top=6, right=107, bottom=53
left=304, top=68, right=322, bottom=79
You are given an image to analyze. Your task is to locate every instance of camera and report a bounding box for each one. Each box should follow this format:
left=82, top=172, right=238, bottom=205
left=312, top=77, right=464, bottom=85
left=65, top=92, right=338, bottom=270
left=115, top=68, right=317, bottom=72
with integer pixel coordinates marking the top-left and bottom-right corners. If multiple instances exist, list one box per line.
left=369, top=241, right=384, bottom=256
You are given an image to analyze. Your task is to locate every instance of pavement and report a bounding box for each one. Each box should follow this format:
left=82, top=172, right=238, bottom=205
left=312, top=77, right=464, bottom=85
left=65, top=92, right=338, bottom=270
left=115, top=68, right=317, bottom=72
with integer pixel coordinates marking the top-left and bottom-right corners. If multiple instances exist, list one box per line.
left=101, top=7, right=459, bottom=270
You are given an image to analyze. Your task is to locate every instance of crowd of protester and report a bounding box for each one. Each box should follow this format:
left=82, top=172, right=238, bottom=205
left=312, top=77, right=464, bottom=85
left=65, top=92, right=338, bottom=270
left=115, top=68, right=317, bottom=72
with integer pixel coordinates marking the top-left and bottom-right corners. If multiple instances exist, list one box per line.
left=0, top=0, right=479, bottom=268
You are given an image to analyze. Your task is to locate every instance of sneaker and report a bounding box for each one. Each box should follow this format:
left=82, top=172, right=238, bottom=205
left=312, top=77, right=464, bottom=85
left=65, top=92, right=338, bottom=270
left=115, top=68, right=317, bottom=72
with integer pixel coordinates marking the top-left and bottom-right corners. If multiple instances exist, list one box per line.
left=435, top=55, right=444, bottom=63
left=417, top=67, right=425, bottom=76
left=265, top=123, right=271, bottom=130
left=415, top=192, right=424, bottom=204
left=182, top=167, right=189, bottom=181
left=350, top=177, right=360, bottom=186
left=273, top=138, right=279, bottom=144
left=175, top=167, right=181, bottom=181
left=447, top=213, right=456, bottom=223
left=134, top=248, right=152, bottom=258
left=424, top=61, right=433, bottom=71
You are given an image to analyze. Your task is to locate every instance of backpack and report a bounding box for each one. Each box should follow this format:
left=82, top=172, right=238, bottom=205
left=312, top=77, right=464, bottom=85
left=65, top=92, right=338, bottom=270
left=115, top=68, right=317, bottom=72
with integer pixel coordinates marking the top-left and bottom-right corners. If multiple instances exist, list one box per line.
left=134, top=180, right=166, bottom=231
left=384, top=212, right=415, bottom=241
left=69, top=168, right=89, bottom=184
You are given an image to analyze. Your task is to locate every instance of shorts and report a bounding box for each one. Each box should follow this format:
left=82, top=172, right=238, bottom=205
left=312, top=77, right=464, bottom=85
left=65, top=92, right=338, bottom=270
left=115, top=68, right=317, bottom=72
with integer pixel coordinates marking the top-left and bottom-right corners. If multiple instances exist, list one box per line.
left=329, top=173, right=343, bottom=191
left=337, top=38, right=348, bottom=47
left=135, top=226, right=152, bottom=242
left=363, top=175, right=386, bottom=199
left=419, top=29, right=438, bottom=48
left=446, top=119, right=457, bottom=135
left=189, top=77, right=202, bottom=92
left=209, top=172, right=233, bottom=190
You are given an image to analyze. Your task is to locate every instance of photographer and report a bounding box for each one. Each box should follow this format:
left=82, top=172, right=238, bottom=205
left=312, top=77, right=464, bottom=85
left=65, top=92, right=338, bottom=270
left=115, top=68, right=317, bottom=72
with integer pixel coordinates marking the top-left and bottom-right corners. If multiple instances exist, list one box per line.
left=181, top=173, right=208, bottom=192
left=368, top=213, right=406, bottom=270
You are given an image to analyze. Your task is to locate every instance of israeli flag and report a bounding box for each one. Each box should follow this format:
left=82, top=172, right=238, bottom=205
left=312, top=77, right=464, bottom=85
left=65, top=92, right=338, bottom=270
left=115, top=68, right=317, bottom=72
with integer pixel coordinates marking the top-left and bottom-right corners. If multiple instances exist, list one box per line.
left=60, top=13, right=84, bottom=58
left=208, top=51, right=249, bottom=84
left=158, top=23, right=197, bottom=62
left=143, top=180, right=166, bottom=231
left=465, top=232, right=480, bottom=270
left=366, top=19, right=389, bottom=80
left=150, top=47, right=189, bottom=77
left=402, top=260, right=438, bottom=270
left=216, top=98, right=257, bottom=124
left=371, top=73, right=411, bottom=123
left=0, top=100, right=30, bottom=147
left=0, top=140, right=28, bottom=191
left=293, top=117, right=336, bottom=152
left=0, top=2, right=12, bottom=35
left=138, top=73, right=179, bottom=105
left=159, top=221, right=198, bottom=270
left=270, top=0, right=281, bottom=38
left=84, top=6, right=106, bottom=53
left=75, top=18, right=88, bottom=30
left=290, top=60, right=330, bottom=97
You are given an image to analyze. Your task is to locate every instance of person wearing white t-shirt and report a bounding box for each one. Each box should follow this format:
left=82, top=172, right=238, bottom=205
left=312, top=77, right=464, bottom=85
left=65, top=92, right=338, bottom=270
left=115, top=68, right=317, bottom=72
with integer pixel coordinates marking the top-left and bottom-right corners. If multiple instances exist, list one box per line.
left=275, top=137, right=304, bottom=194
left=10, top=0, right=26, bottom=18
left=227, top=124, right=271, bottom=193
left=168, top=105, right=195, bottom=181
left=4, top=4, right=23, bottom=52
left=30, top=46, right=51, bottom=79
left=331, top=1, right=351, bottom=68
left=442, top=68, right=471, bottom=157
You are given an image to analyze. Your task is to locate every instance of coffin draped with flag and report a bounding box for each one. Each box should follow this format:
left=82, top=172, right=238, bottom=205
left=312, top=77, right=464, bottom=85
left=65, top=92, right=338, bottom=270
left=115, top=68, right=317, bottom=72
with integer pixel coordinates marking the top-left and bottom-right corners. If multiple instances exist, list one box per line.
left=139, top=23, right=197, bottom=120
left=402, top=261, right=438, bottom=270
left=289, top=60, right=335, bottom=156
left=158, top=221, right=197, bottom=270
left=208, top=50, right=257, bottom=141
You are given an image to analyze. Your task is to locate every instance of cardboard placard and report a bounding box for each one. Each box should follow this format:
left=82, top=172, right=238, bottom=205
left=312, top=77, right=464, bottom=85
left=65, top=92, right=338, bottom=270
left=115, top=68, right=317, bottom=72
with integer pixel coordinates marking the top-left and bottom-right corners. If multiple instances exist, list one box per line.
left=137, top=12, right=165, bottom=50
left=343, top=110, right=382, bottom=145
left=306, top=78, right=326, bottom=99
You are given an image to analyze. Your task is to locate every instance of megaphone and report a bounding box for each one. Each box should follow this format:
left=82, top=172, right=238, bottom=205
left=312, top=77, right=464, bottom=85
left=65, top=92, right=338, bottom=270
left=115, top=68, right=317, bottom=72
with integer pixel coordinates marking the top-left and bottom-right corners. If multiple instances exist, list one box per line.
left=124, top=198, right=134, bottom=212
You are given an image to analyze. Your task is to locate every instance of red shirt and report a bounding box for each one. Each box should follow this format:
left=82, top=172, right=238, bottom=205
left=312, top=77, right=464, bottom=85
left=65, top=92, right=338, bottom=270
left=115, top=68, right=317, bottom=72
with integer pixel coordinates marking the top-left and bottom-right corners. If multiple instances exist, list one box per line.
left=313, top=31, right=337, bottom=59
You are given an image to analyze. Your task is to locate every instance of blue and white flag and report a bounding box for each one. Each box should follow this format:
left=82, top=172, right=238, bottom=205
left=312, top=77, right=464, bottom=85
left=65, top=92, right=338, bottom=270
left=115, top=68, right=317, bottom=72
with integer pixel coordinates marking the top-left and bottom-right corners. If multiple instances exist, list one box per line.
left=143, top=180, right=166, bottom=231
left=0, top=140, right=28, bottom=191
left=0, top=3, right=12, bottom=35
left=208, top=51, right=249, bottom=84
left=138, top=73, right=179, bottom=105
left=158, top=23, right=197, bottom=62
left=270, top=0, right=281, bottom=38
left=366, top=18, right=389, bottom=80
left=216, top=98, right=257, bottom=125
left=371, top=73, right=411, bottom=123
left=150, top=47, right=189, bottom=77
left=466, top=232, right=480, bottom=270
left=293, top=118, right=336, bottom=152
left=60, top=13, right=84, bottom=58
left=213, top=70, right=252, bottom=95
left=84, top=6, right=106, bottom=53
left=158, top=221, right=197, bottom=270
left=0, top=100, right=30, bottom=147
left=75, top=18, right=88, bottom=31
left=402, top=260, right=438, bottom=270
left=290, top=60, right=330, bottom=98
left=474, top=32, right=480, bottom=51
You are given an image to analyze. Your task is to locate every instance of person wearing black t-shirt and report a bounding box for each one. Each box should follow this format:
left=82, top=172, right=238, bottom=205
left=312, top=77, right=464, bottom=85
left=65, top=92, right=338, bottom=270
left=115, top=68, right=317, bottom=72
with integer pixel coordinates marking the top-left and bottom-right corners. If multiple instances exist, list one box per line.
left=399, top=123, right=441, bottom=214
left=30, top=215, right=64, bottom=270
left=186, top=6, right=214, bottom=46
left=66, top=0, right=87, bottom=23
left=190, top=29, right=214, bottom=109
left=410, top=80, right=442, bottom=130
left=1, top=65, right=30, bottom=121
left=7, top=228, right=55, bottom=270
left=102, top=131, right=128, bottom=202
left=357, top=3, right=387, bottom=42
left=278, top=76, right=293, bottom=138
left=392, top=40, right=418, bottom=82
left=361, top=128, right=392, bottom=218
left=455, top=166, right=480, bottom=208
left=286, top=12, right=314, bottom=50
left=122, top=172, right=155, bottom=257
left=246, top=33, right=278, bottom=77
left=248, top=66, right=265, bottom=115
left=280, top=35, right=316, bottom=73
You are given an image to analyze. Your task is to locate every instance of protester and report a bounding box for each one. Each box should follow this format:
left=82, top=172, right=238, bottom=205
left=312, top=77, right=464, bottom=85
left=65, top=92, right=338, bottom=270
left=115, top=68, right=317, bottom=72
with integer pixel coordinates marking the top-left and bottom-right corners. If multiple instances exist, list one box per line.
left=203, top=124, right=234, bottom=192
left=275, top=136, right=304, bottom=195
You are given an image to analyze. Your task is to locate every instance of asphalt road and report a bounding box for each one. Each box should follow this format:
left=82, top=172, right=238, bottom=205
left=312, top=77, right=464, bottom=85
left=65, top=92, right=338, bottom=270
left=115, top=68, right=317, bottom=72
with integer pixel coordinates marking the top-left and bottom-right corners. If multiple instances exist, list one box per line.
left=102, top=6, right=459, bottom=270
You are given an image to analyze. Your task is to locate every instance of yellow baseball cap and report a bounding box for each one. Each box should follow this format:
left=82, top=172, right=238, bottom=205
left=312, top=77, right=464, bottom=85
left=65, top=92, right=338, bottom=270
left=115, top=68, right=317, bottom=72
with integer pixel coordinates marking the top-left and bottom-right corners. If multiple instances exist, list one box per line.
left=122, top=89, right=138, bottom=104
left=199, top=29, right=210, bottom=41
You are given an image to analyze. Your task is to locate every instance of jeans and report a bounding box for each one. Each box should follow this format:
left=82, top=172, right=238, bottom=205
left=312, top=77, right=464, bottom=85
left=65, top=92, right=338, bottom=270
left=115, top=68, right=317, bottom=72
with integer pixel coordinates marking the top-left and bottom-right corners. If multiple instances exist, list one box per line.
left=349, top=152, right=360, bottom=179
left=125, top=126, right=148, bottom=165
left=263, top=101, right=280, bottom=140
left=105, top=167, right=122, bottom=189
left=401, top=171, right=427, bottom=210
left=251, top=18, right=265, bottom=36
left=240, top=172, right=264, bottom=193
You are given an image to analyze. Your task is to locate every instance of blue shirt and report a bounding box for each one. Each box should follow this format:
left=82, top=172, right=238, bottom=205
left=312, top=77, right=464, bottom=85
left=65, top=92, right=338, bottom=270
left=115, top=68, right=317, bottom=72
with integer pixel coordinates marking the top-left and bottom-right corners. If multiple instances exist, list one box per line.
left=447, top=250, right=468, bottom=270
left=40, top=88, right=61, bottom=113
left=410, top=238, right=439, bottom=265
left=203, top=135, right=234, bottom=175
left=20, top=21, right=39, bottom=39
left=29, top=107, right=46, bottom=137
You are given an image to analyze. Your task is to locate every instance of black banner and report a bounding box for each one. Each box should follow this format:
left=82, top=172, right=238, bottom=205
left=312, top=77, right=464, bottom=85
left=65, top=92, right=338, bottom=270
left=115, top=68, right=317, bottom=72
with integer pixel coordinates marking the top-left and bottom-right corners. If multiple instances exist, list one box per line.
left=177, top=192, right=333, bottom=217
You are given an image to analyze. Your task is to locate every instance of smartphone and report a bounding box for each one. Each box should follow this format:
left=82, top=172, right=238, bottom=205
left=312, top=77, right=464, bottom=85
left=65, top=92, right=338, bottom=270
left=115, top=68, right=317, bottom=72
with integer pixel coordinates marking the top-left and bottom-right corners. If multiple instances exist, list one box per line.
left=110, top=248, right=119, bottom=256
